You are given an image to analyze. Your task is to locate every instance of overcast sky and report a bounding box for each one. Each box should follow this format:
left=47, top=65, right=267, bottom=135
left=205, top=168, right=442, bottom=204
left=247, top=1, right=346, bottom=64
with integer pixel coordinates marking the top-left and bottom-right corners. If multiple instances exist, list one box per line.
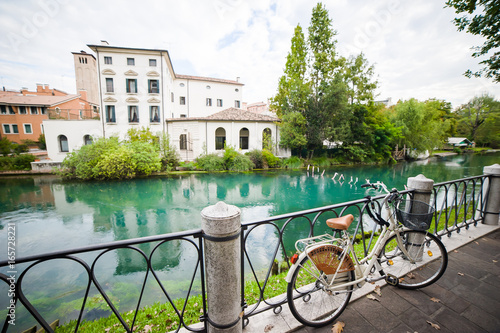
left=0, top=0, right=498, bottom=109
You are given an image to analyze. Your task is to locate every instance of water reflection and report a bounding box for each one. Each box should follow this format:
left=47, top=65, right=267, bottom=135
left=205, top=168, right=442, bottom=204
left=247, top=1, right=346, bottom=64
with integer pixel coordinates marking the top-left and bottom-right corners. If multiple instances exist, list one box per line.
left=0, top=152, right=498, bottom=328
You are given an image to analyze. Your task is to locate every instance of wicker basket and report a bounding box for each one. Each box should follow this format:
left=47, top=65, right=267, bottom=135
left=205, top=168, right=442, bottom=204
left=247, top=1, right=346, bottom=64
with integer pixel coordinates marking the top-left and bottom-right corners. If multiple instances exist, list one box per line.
left=395, top=199, right=435, bottom=231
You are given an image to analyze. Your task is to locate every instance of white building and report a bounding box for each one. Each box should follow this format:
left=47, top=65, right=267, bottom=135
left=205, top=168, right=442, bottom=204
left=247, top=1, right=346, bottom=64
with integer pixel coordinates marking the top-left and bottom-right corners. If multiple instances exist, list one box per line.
left=44, top=42, right=289, bottom=162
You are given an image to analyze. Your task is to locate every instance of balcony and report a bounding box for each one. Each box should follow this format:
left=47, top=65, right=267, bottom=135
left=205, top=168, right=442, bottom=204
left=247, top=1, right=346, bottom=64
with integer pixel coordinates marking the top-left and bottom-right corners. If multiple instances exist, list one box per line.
left=47, top=108, right=100, bottom=120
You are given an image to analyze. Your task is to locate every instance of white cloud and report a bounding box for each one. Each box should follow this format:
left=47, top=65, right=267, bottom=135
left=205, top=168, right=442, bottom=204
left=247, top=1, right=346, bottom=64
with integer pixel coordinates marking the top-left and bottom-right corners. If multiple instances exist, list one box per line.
left=0, top=0, right=498, bottom=109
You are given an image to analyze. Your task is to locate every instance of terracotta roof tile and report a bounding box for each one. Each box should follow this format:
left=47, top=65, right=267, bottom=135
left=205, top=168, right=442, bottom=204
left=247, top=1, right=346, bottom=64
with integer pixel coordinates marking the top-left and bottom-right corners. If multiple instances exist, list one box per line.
left=166, top=108, right=279, bottom=122
left=176, top=74, right=244, bottom=86
left=0, top=94, right=80, bottom=106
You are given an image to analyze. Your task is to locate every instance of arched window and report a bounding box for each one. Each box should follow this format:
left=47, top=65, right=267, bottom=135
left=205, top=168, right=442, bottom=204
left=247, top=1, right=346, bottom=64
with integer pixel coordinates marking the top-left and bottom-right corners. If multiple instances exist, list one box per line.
left=59, top=135, right=69, bottom=152
left=262, top=128, right=272, bottom=150
left=84, top=135, right=92, bottom=145
left=215, top=127, right=226, bottom=150
left=239, top=128, right=249, bottom=150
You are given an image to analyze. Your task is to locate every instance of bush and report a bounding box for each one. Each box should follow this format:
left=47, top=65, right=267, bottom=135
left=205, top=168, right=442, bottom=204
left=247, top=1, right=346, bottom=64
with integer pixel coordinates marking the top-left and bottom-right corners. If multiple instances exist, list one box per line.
left=247, top=150, right=264, bottom=169
left=12, top=154, right=36, bottom=170
left=94, top=146, right=136, bottom=179
left=196, top=153, right=225, bottom=171
left=0, top=137, right=13, bottom=156
left=38, top=134, right=46, bottom=150
left=227, top=154, right=254, bottom=171
left=283, top=156, right=303, bottom=169
left=262, top=149, right=280, bottom=168
left=223, top=146, right=239, bottom=168
left=159, top=134, right=179, bottom=171
left=125, top=141, right=161, bottom=176
left=0, top=156, right=13, bottom=170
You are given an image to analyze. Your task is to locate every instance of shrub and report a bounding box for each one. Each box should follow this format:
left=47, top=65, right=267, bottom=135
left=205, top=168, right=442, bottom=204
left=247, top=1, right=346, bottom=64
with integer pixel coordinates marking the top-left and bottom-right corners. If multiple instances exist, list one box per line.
left=38, top=134, right=46, bottom=150
left=0, top=137, right=13, bottom=156
left=262, top=149, right=280, bottom=168
left=159, top=133, right=179, bottom=171
left=0, top=156, right=13, bottom=170
left=196, top=153, right=225, bottom=171
left=223, top=146, right=239, bottom=168
left=12, top=154, right=36, bottom=170
left=247, top=150, right=264, bottom=169
left=283, top=156, right=303, bottom=169
left=94, top=146, right=136, bottom=179
left=125, top=141, right=161, bottom=176
left=227, top=154, right=254, bottom=171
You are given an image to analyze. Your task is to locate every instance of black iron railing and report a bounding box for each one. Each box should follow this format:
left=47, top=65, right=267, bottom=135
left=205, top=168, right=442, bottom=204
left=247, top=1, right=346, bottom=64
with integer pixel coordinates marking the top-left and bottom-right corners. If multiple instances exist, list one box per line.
left=0, top=174, right=489, bottom=332
left=1, top=230, right=206, bottom=333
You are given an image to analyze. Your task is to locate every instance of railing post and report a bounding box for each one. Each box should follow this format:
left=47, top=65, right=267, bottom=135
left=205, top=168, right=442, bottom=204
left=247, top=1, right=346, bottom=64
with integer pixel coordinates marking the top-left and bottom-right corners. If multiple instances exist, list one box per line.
left=407, top=174, right=434, bottom=259
left=483, top=164, right=500, bottom=225
left=201, top=201, right=242, bottom=333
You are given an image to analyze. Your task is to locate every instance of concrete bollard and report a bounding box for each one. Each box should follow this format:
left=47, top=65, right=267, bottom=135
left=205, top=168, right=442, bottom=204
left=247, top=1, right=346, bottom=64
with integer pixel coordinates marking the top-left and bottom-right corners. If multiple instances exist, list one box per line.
left=483, top=164, right=500, bottom=225
left=201, top=201, right=242, bottom=333
left=406, top=174, right=435, bottom=259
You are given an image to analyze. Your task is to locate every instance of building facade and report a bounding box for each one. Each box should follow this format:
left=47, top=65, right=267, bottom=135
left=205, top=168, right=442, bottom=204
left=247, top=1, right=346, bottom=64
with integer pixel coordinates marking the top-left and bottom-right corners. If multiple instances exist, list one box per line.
left=0, top=84, right=97, bottom=143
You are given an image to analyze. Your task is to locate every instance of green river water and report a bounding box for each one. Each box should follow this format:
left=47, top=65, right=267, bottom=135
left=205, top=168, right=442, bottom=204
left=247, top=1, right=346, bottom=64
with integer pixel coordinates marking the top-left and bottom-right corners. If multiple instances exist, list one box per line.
left=0, top=152, right=498, bottom=329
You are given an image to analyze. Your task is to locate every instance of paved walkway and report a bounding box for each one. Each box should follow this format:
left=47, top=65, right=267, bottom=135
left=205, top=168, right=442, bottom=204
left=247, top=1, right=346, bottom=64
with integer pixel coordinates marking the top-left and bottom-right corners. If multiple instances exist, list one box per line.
left=242, top=224, right=500, bottom=333
left=292, top=228, right=500, bottom=333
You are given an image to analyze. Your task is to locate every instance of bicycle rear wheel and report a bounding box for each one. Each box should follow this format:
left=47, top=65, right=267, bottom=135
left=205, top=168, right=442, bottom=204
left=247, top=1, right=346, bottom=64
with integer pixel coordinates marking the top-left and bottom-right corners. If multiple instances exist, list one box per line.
left=287, top=250, right=354, bottom=327
left=381, top=230, right=447, bottom=289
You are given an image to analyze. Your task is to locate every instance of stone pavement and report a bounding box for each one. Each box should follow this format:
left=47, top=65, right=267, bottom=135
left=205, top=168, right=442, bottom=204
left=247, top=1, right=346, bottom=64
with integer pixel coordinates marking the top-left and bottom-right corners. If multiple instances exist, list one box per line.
left=242, top=223, right=500, bottom=333
left=291, top=228, right=500, bottom=333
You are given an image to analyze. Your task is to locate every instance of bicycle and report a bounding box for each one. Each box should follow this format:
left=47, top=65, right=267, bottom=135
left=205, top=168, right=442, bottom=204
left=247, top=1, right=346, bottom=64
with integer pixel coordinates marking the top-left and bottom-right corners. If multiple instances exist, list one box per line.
left=285, top=181, right=448, bottom=327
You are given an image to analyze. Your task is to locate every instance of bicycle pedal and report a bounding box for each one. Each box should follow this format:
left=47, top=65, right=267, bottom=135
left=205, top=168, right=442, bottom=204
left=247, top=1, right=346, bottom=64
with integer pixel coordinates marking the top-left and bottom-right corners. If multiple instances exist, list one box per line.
left=385, top=274, right=399, bottom=286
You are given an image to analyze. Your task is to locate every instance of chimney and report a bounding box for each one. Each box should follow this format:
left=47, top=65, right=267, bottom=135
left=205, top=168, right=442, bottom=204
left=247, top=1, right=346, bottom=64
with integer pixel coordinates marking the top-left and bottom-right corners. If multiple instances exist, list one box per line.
left=100, top=40, right=109, bottom=46
left=36, top=83, right=44, bottom=93
left=21, top=87, right=29, bottom=95
left=236, top=77, right=240, bottom=82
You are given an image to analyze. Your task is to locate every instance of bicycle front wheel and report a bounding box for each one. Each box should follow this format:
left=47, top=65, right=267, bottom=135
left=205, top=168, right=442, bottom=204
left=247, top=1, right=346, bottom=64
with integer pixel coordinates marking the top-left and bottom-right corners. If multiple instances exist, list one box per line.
left=381, top=230, right=448, bottom=289
left=287, top=253, right=355, bottom=327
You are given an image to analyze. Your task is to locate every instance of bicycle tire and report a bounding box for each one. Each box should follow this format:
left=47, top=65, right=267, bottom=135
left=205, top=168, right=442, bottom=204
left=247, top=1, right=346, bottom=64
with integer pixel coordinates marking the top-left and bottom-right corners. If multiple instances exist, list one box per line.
left=287, top=249, right=355, bottom=327
left=381, top=230, right=448, bottom=289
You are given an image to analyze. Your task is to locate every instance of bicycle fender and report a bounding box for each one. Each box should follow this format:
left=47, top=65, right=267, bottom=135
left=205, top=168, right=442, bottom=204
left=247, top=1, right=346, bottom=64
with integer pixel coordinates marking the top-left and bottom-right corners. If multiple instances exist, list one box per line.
left=285, top=251, right=308, bottom=283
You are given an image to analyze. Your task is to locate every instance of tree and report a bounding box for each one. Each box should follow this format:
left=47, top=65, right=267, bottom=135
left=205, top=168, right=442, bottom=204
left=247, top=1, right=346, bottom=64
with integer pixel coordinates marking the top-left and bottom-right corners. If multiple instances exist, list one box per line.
left=342, top=53, right=378, bottom=104
left=445, top=0, right=500, bottom=82
left=390, top=99, right=444, bottom=153
left=270, top=24, right=310, bottom=117
left=456, top=94, right=500, bottom=144
left=278, top=111, right=308, bottom=151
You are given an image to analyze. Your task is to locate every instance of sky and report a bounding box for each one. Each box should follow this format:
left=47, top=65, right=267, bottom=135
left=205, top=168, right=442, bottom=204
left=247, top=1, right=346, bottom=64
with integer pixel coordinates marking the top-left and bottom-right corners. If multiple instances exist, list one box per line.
left=0, top=0, right=498, bottom=109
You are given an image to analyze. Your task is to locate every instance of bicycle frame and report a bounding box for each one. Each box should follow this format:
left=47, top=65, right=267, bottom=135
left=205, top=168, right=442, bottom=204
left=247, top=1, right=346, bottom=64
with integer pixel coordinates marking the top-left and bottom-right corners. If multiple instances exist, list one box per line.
left=285, top=192, right=414, bottom=293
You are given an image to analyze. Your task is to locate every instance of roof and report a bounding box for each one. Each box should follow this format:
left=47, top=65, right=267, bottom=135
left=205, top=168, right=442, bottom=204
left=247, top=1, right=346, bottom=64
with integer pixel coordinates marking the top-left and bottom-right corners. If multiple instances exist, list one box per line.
left=0, top=93, right=80, bottom=106
left=176, top=74, right=244, bottom=86
left=166, top=108, right=279, bottom=122
left=448, top=137, right=472, bottom=144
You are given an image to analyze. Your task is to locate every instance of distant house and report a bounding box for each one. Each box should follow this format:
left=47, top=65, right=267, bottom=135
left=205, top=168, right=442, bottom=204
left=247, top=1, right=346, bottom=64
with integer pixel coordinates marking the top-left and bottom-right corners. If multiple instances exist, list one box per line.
left=0, top=84, right=97, bottom=143
left=447, top=137, right=475, bottom=148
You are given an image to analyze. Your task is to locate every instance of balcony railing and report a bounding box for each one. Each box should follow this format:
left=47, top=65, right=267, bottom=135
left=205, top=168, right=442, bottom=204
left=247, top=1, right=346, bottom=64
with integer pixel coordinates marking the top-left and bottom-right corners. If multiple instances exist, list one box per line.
left=0, top=174, right=490, bottom=332
left=47, top=109, right=100, bottom=121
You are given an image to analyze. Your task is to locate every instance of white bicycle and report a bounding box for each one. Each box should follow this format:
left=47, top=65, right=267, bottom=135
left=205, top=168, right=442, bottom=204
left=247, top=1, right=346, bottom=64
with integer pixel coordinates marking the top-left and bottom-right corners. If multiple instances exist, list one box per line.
left=285, top=182, right=448, bottom=327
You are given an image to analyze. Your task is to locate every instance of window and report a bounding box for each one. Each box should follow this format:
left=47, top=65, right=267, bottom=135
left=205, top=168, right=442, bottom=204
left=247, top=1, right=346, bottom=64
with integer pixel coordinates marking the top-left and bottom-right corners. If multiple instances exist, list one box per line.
left=171, top=92, right=174, bottom=102
left=23, top=124, right=32, bottom=134
left=206, top=85, right=211, bottom=89
left=12, top=124, right=18, bottom=134
left=206, top=98, right=212, bottom=106
left=215, top=127, right=226, bottom=150
left=106, top=78, right=114, bottom=93
left=106, top=105, right=116, bottom=123
left=235, top=100, right=241, bottom=108
left=0, top=105, right=6, bottom=114
left=180, top=134, right=187, bottom=150
left=41, top=107, right=47, bottom=115
left=128, top=105, right=139, bottom=123
left=127, top=58, right=135, bottom=66
left=262, top=128, right=272, bottom=150
left=149, top=59, right=157, bottom=67
left=239, top=128, right=249, bottom=149
left=217, top=99, right=223, bottom=107
left=104, top=56, right=112, bottom=64
left=8, top=106, right=15, bottom=114
left=30, top=106, right=38, bottom=114
left=19, top=106, right=27, bottom=114
left=126, top=79, right=137, bottom=93
left=148, top=80, right=159, bottom=94
left=59, top=135, right=69, bottom=152
left=180, top=114, right=187, bottom=118
left=84, top=135, right=92, bottom=145
left=180, top=96, right=186, bottom=105
left=150, top=106, right=160, bottom=123
left=2, top=124, right=10, bottom=134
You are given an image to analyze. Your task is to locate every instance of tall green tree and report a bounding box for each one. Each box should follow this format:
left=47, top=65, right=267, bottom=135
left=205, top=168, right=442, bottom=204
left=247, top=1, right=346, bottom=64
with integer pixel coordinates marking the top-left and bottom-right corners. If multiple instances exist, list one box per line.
left=278, top=111, right=308, bottom=152
left=445, top=0, right=500, bottom=82
left=343, top=53, right=378, bottom=104
left=456, top=94, right=500, bottom=144
left=271, top=24, right=310, bottom=117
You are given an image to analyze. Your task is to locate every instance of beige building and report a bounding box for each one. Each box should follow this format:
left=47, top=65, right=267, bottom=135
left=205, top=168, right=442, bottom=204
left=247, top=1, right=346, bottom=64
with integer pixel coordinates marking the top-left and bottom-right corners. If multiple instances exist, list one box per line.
left=72, top=51, right=99, bottom=105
